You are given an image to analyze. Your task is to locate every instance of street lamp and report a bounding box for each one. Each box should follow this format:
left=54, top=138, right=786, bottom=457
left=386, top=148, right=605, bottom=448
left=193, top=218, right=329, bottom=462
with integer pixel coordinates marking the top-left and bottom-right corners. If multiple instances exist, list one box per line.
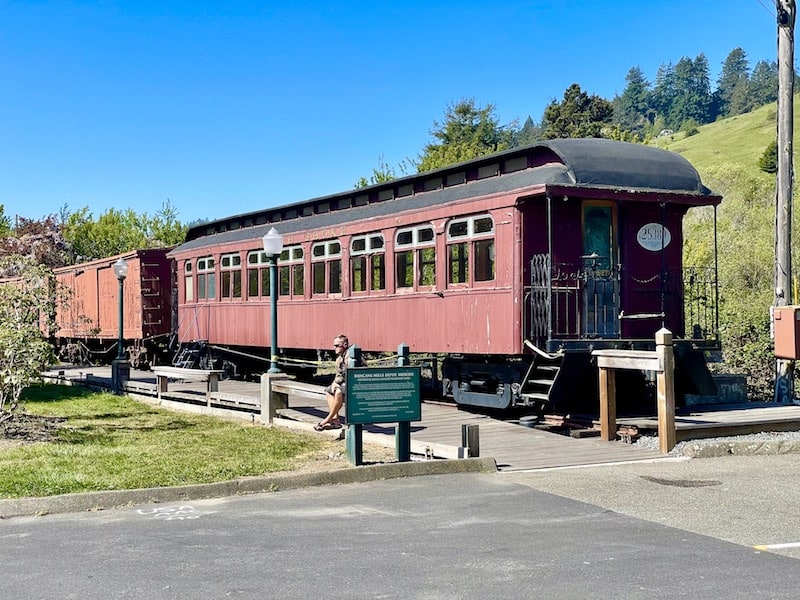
left=112, top=257, right=129, bottom=393
left=262, top=227, right=284, bottom=374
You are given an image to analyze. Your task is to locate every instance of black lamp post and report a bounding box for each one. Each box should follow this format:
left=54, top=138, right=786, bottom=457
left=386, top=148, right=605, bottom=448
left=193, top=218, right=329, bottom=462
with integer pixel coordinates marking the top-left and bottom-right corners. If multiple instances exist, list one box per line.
left=262, top=227, right=284, bottom=374
left=112, top=257, right=129, bottom=393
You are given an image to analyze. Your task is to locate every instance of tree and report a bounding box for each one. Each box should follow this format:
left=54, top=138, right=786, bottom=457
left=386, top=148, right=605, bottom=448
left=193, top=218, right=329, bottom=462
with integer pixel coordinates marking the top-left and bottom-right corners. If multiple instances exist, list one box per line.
left=716, top=48, right=751, bottom=118
left=541, top=83, right=613, bottom=139
left=749, top=60, right=779, bottom=107
left=0, top=215, right=72, bottom=275
left=0, top=205, right=11, bottom=237
left=355, top=155, right=410, bottom=188
left=416, top=98, right=515, bottom=172
left=513, top=116, right=543, bottom=147
left=0, top=258, right=57, bottom=415
left=61, top=201, right=187, bottom=261
left=651, top=61, right=677, bottom=129
left=148, top=200, right=188, bottom=248
left=670, top=54, right=713, bottom=129
left=613, top=66, right=652, bottom=137
left=758, top=140, right=778, bottom=173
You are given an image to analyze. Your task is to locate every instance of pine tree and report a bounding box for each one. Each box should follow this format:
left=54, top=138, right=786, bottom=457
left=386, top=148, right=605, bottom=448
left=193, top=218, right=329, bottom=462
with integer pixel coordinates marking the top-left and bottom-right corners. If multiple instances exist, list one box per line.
left=542, top=84, right=613, bottom=139
left=749, top=60, right=779, bottom=107
left=416, top=99, right=515, bottom=172
left=613, top=66, right=652, bottom=136
left=716, top=48, right=751, bottom=117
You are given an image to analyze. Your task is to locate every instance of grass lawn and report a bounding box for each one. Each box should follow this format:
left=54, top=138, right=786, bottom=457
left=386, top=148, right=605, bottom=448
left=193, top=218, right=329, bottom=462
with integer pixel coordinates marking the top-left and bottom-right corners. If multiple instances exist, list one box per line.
left=0, top=383, right=348, bottom=499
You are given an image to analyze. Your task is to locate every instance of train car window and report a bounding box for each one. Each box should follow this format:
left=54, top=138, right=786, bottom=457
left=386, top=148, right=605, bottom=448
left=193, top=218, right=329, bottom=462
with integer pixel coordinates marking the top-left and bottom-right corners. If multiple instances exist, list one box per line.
left=395, top=225, right=436, bottom=289
left=184, top=261, right=194, bottom=302
left=247, top=251, right=271, bottom=298
left=279, top=245, right=304, bottom=298
left=311, top=240, right=342, bottom=296
left=220, top=253, right=242, bottom=299
left=197, top=256, right=216, bottom=300
left=447, top=215, right=495, bottom=284
left=350, top=234, right=386, bottom=293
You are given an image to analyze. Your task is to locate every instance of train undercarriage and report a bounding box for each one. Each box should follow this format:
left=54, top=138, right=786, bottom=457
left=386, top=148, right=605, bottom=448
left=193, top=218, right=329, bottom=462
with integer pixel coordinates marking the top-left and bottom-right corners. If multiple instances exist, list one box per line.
left=442, top=340, right=719, bottom=418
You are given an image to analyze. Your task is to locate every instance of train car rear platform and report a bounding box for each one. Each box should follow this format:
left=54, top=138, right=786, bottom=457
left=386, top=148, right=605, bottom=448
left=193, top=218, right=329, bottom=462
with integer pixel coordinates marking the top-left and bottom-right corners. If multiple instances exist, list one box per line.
left=42, top=364, right=800, bottom=471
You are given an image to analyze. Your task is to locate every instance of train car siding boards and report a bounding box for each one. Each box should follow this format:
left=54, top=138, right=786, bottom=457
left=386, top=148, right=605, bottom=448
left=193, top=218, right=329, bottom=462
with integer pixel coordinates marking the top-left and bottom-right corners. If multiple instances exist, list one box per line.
left=52, top=248, right=173, bottom=365
left=171, top=139, right=720, bottom=355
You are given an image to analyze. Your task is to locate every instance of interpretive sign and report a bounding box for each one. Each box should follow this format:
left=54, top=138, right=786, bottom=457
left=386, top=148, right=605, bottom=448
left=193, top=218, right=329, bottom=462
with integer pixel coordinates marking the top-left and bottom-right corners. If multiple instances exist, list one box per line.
left=346, top=366, right=421, bottom=425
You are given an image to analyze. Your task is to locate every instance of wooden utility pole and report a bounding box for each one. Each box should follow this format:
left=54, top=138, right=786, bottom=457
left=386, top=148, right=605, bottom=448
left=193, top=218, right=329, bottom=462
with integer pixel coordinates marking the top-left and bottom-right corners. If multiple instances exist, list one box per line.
left=775, top=0, right=796, bottom=403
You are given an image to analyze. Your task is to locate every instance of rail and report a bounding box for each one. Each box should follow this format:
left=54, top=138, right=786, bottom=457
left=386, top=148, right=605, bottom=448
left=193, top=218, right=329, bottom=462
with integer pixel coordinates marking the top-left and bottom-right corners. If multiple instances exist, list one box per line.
left=591, top=328, right=676, bottom=454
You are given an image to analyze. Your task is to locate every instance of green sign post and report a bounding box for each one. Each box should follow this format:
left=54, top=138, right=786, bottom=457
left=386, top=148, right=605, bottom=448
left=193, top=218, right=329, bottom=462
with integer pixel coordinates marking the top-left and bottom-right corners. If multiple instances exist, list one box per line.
left=346, top=366, right=421, bottom=465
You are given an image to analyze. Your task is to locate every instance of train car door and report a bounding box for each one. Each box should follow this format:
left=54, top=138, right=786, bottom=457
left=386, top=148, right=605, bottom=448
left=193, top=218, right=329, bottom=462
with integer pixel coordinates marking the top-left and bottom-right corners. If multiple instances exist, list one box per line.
left=581, top=201, right=619, bottom=337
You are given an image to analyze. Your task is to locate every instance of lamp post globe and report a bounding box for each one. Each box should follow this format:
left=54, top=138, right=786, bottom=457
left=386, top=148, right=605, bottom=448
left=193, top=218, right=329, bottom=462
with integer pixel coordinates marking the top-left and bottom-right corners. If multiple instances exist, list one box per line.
left=262, top=228, right=284, bottom=374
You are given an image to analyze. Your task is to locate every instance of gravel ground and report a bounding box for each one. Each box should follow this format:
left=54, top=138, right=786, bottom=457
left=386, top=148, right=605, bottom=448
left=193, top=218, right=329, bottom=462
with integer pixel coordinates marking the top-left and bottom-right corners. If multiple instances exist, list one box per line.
left=635, top=429, right=800, bottom=456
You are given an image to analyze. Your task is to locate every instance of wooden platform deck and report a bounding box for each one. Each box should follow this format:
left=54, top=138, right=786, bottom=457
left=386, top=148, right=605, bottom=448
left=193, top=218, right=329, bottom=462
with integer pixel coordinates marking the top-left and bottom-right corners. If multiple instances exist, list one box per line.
left=42, top=365, right=800, bottom=472
left=617, top=403, right=800, bottom=441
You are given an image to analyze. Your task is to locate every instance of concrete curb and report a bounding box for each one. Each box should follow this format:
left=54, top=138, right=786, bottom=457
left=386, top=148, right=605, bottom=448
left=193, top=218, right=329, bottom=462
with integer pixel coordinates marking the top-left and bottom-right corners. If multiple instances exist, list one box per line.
left=0, top=457, right=497, bottom=520
left=682, top=440, right=800, bottom=458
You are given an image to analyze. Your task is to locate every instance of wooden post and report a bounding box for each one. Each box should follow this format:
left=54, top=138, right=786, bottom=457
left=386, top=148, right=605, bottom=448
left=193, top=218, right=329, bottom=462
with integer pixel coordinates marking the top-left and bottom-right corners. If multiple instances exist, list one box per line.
left=461, top=424, right=480, bottom=457
left=395, top=343, right=412, bottom=461
left=655, top=328, right=676, bottom=453
left=598, top=367, right=617, bottom=441
left=775, top=0, right=796, bottom=402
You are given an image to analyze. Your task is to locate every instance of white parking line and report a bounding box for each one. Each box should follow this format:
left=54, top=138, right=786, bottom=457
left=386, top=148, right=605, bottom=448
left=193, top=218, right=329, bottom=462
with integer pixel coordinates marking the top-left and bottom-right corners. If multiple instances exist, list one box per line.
left=753, top=542, right=800, bottom=551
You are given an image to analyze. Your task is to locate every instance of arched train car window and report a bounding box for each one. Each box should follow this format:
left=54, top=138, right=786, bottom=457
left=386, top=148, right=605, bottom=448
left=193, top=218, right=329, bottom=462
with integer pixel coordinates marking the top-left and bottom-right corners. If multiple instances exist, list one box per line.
left=184, top=260, right=194, bottom=302
left=395, top=225, right=435, bottom=289
left=350, top=234, right=385, bottom=293
left=312, top=240, right=342, bottom=295
left=197, top=256, right=216, bottom=300
left=447, top=215, right=495, bottom=285
left=279, top=245, right=305, bottom=297
left=220, top=253, right=242, bottom=299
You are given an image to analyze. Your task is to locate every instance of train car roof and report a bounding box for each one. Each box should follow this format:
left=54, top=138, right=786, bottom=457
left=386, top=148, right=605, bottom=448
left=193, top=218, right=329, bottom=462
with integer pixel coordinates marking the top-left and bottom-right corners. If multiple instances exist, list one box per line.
left=52, top=247, right=173, bottom=275
left=175, top=138, right=720, bottom=254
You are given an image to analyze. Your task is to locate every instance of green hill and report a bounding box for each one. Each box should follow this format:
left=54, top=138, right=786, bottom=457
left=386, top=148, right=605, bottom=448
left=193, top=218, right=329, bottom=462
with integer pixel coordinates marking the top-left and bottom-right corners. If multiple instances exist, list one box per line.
left=653, top=100, right=782, bottom=177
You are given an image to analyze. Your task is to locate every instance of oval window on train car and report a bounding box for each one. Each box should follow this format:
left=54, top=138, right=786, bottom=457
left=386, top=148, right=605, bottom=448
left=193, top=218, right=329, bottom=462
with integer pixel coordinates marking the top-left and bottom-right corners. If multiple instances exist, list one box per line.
left=350, top=233, right=386, bottom=293
left=311, top=240, right=342, bottom=296
left=446, top=215, right=495, bottom=285
left=395, top=225, right=436, bottom=290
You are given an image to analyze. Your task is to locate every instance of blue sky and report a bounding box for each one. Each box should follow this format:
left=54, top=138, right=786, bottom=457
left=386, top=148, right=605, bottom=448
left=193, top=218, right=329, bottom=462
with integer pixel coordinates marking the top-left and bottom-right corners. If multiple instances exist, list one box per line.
left=0, top=1, right=781, bottom=225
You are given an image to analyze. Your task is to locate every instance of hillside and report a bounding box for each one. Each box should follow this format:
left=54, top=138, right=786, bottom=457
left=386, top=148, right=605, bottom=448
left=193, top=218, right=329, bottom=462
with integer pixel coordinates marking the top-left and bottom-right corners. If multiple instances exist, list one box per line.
left=652, top=98, right=789, bottom=181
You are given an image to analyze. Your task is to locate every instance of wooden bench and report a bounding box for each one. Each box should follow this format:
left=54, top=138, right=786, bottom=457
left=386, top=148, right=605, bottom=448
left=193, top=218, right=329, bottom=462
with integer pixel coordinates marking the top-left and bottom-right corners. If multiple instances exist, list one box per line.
left=152, top=366, right=225, bottom=405
left=260, top=375, right=328, bottom=424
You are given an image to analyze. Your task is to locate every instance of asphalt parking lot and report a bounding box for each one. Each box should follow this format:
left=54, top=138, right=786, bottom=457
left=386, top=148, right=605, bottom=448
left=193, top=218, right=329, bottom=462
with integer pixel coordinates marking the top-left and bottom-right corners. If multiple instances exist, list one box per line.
left=505, top=453, right=800, bottom=559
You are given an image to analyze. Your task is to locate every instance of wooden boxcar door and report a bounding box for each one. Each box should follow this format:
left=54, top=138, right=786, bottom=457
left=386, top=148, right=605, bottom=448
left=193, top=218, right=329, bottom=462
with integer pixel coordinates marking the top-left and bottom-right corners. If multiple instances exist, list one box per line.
left=581, top=202, right=619, bottom=337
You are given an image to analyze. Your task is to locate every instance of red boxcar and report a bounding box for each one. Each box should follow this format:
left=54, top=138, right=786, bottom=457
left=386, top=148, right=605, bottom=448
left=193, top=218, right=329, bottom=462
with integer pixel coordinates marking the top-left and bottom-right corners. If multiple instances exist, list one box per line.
left=53, top=249, right=173, bottom=368
left=170, top=139, right=722, bottom=414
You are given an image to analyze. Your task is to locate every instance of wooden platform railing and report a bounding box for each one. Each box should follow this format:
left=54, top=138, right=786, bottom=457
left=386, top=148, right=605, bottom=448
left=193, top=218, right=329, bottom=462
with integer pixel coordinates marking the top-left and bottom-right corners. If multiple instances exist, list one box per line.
left=592, top=328, right=676, bottom=454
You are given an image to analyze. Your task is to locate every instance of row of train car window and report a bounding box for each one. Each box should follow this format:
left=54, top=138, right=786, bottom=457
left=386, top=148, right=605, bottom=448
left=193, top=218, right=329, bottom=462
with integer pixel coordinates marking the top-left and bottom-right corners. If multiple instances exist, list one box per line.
left=183, top=215, right=496, bottom=302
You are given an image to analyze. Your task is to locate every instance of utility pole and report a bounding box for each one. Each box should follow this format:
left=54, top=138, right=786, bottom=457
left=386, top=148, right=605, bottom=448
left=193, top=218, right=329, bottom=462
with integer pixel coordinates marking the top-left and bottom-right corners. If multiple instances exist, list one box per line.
left=774, top=0, right=795, bottom=403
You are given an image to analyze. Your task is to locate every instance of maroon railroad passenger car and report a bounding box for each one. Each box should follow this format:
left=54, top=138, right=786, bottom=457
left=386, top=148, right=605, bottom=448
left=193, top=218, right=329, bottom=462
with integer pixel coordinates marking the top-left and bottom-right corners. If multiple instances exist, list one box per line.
left=53, top=248, right=174, bottom=368
left=170, top=139, right=721, bottom=415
